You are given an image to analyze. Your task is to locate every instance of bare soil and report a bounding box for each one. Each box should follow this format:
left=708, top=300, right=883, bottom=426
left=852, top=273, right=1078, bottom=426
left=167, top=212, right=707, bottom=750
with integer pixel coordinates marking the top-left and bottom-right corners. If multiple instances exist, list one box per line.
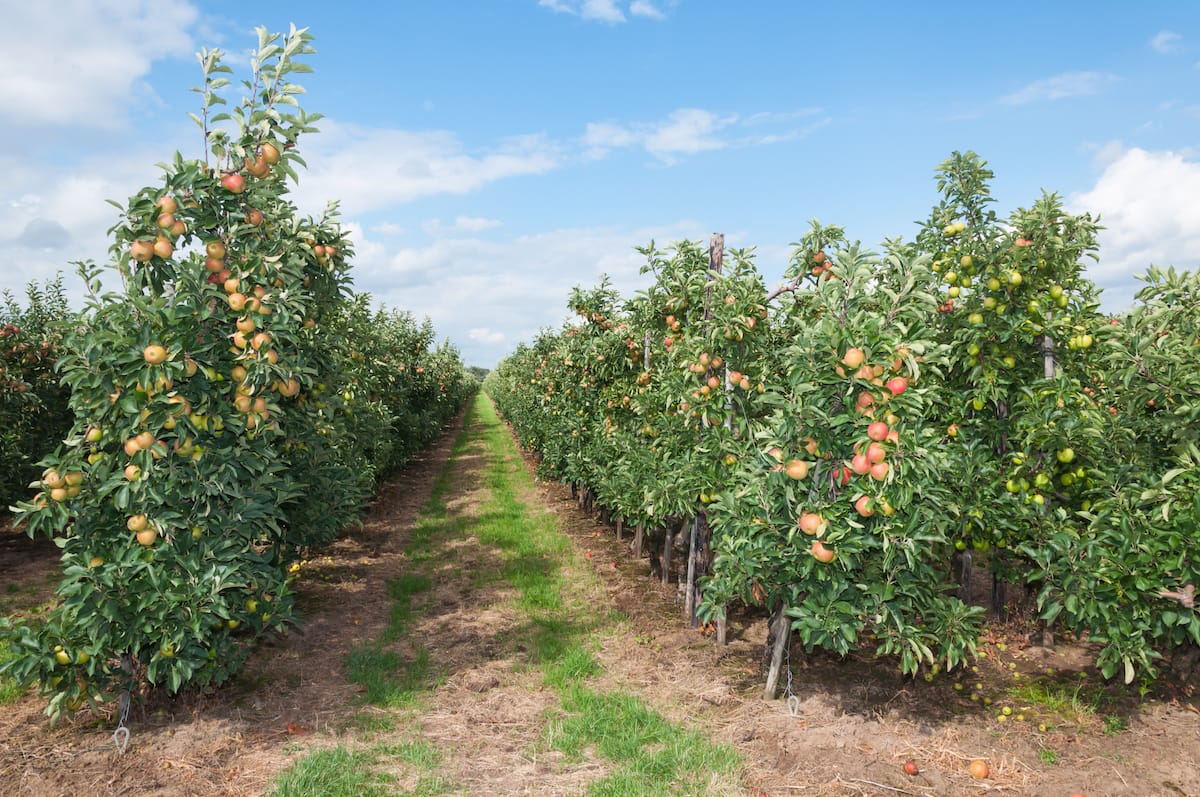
left=1, top=404, right=1198, bottom=797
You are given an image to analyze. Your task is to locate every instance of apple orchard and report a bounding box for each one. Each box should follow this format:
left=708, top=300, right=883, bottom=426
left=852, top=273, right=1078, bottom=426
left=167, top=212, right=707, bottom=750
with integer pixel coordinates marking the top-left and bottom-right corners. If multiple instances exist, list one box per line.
left=486, top=153, right=1200, bottom=689
left=3, top=25, right=1199, bottom=721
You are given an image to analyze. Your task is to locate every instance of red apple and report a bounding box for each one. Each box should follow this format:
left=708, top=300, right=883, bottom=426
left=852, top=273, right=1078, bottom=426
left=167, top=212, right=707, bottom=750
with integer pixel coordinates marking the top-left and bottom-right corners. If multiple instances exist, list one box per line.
left=130, top=240, right=155, bottom=263
left=810, top=540, right=836, bottom=563
left=221, top=172, right=246, bottom=194
left=798, top=512, right=824, bottom=536
left=841, top=347, right=865, bottom=369
left=855, top=495, right=875, bottom=517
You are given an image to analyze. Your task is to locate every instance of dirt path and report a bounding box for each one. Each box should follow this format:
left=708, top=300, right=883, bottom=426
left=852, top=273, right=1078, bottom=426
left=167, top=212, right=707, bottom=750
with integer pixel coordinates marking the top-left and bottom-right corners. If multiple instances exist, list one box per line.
left=2, top=395, right=1200, bottom=796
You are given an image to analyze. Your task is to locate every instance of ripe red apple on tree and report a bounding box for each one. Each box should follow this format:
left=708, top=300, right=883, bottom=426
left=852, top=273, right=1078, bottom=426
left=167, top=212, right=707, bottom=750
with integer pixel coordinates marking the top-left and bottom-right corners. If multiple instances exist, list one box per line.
left=221, top=172, right=247, bottom=194
left=130, top=240, right=155, bottom=263
left=810, top=540, right=836, bottom=563
left=798, top=512, right=824, bottom=536
left=886, top=376, right=907, bottom=396
left=855, top=495, right=875, bottom=517
left=841, top=347, right=866, bottom=369
left=784, top=459, right=808, bottom=480
left=867, top=421, right=889, bottom=442
left=245, top=155, right=270, bottom=178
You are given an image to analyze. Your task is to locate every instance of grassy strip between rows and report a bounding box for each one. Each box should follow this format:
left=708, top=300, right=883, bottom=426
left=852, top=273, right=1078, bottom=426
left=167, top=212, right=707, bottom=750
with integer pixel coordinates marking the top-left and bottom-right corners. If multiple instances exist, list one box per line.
left=268, top=394, right=741, bottom=797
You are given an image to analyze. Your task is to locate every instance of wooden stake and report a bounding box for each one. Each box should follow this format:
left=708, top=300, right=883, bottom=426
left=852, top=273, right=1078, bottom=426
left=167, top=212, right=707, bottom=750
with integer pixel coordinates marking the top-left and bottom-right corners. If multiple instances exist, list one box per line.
left=764, top=604, right=792, bottom=700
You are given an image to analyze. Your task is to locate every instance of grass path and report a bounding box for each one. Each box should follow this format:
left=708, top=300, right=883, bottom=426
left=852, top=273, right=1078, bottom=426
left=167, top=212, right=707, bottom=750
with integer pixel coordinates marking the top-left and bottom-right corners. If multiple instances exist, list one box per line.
left=268, top=393, right=743, bottom=796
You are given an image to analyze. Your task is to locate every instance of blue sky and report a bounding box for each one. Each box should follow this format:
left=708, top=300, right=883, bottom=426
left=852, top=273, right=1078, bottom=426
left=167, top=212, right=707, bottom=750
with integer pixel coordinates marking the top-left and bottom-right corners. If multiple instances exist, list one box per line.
left=2, top=2, right=1198, bottom=367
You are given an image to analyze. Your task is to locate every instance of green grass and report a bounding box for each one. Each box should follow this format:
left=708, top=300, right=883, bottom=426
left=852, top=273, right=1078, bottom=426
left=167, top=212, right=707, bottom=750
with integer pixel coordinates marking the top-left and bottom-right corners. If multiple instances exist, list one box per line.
left=1008, top=678, right=1105, bottom=720
left=266, top=746, right=395, bottom=797
left=0, top=642, right=23, bottom=705
left=267, top=742, right=452, bottom=797
left=274, top=395, right=742, bottom=796
left=346, top=643, right=436, bottom=708
left=545, top=685, right=741, bottom=796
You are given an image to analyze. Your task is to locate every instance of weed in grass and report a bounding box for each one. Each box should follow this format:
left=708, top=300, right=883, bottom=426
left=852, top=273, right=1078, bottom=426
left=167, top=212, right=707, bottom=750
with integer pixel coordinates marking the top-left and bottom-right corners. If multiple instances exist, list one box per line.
left=1008, top=678, right=1109, bottom=725
left=1103, top=713, right=1129, bottom=735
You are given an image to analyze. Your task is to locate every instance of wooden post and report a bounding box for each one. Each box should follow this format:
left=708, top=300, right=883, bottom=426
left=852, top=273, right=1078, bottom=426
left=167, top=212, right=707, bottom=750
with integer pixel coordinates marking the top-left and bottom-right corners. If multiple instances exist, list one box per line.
left=661, top=520, right=674, bottom=586
left=1040, top=334, right=1057, bottom=379
left=684, top=516, right=699, bottom=623
left=764, top=604, right=791, bottom=700
left=690, top=232, right=725, bottom=635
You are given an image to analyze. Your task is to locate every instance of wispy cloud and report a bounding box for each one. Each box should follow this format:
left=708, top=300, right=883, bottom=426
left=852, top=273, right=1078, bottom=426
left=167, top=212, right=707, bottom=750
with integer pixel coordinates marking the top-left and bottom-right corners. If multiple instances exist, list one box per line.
left=630, top=1, right=666, bottom=20
left=538, top=0, right=671, bottom=23
left=1150, top=30, right=1182, bottom=54
left=423, top=216, right=504, bottom=236
left=999, top=71, right=1116, bottom=105
left=539, top=0, right=626, bottom=23
left=584, top=107, right=828, bottom=164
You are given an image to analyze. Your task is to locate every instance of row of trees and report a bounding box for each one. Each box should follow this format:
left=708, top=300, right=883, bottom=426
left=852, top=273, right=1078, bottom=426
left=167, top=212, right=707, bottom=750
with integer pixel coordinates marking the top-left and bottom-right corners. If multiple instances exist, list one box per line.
left=0, top=278, right=75, bottom=508
left=1, top=27, right=475, bottom=718
left=487, top=152, right=1199, bottom=687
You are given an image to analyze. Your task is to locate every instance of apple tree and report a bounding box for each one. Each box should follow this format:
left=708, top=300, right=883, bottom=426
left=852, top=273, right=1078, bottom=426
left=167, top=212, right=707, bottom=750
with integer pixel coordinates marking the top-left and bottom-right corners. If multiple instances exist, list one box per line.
left=0, top=27, right=372, bottom=718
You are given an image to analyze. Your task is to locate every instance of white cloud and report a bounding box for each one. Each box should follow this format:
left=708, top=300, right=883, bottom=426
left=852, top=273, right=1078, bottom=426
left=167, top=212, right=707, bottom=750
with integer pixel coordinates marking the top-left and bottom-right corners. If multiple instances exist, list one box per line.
left=0, top=147, right=181, bottom=302
left=469, top=328, right=507, bottom=344
left=583, top=107, right=827, bottom=164
left=1150, top=30, right=1182, bottom=54
left=423, top=216, right=504, bottom=236
left=1069, top=146, right=1200, bottom=309
left=629, top=1, right=666, bottom=20
left=999, top=71, right=1116, bottom=105
left=584, top=109, right=734, bottom=163
left=0, top=0, right=197, bottom=129
left=539, top=0, right=626, bottom=22
left=371, top=222, right=407, bottom=236
left=343, top=220, right=708, bottom=367
left=583, top=122, right=641, bottom=159
left=644, top=109, right=736, bottom=161
left=293, top=121, right=563, bottom=216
